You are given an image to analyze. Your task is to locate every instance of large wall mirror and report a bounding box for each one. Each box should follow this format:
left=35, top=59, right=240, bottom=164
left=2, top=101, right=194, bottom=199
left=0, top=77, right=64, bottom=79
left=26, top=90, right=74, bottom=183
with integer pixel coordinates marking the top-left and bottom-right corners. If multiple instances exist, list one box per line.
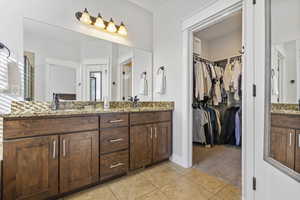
left=23, top=18, right=153, bottom=102
left=266, top=0, right=300, bottom=181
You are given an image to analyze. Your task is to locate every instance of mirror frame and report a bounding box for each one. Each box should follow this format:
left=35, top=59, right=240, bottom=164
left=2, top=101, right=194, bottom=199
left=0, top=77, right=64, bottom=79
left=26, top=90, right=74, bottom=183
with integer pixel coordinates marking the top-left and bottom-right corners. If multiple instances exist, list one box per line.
left=264, top=0, right=300, bottom=182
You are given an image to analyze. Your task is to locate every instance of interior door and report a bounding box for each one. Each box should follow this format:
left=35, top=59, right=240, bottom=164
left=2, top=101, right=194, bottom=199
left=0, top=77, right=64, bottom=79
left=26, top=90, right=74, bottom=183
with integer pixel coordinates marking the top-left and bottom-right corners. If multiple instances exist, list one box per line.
left=60, top=131, right=99, bottom=193
left=153, top=122, right=171, bottom=163
left=254, top=0, right=300, bottom=199
left=3, top=136, right=59, bottom=200
left=130, top=125, right=153, bottom=170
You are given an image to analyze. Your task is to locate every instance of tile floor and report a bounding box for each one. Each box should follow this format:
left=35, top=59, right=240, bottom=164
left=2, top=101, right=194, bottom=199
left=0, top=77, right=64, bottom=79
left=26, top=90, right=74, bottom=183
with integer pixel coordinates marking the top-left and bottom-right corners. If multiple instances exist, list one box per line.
left=63, top=161, right=241, bottom=200
left=193, top=144, right=242, bottom=189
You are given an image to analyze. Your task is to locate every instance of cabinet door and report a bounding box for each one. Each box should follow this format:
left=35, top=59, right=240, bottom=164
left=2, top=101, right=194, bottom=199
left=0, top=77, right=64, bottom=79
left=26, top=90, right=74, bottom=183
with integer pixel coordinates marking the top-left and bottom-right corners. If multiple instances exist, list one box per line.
left=60, top=131, right=99, bottom=193
left=153, top=122, right=172, bottom=163
left=270, top=127, right=295, bottom=169
left=130, top=125, right=153, bottom=170
left=295, top=131, right=300, bottom=173
left=3, top=136, right=59, bottom=200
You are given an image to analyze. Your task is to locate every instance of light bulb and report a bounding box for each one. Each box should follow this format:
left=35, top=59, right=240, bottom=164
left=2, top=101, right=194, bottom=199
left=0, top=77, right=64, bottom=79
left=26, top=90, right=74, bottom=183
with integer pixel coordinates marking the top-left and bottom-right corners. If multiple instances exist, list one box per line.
left=94, top=13, right=106, bottom=29
left=80, top=8, right=92, bottom=24
left=118, top=22, right=127, bottom=36
left=106, top=18, right=117, bottom=33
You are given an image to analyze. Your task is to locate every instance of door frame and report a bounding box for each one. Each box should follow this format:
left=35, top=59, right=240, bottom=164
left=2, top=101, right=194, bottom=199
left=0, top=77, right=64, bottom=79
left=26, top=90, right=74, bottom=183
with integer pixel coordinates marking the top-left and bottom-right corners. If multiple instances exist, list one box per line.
left=181, top=0, right=255, bottom=199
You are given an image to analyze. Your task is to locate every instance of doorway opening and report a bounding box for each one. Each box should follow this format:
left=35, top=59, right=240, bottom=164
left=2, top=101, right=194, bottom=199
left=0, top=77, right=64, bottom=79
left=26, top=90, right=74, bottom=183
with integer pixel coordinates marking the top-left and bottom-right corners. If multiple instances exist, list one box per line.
left=191, top=10, right=243, bottom=190
left=120, top=58, right=133, bottom=101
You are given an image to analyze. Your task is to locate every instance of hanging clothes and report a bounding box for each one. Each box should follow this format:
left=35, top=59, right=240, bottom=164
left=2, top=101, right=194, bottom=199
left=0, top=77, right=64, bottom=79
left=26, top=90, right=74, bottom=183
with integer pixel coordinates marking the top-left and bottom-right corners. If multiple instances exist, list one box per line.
left=212, top=65, right=223, bottom=105
left=193, top=108, right=208, bottom=144
left=202, top=62, right=212, bottom=97
left=235, top=108, right=242, bottom=146
left=194, top=61, right=205, bottom=100
left=223, top=62, right=233, bottom=92
left=220, top=106, right=240, bottom=145
left=232, top=60, right=242, bottom=101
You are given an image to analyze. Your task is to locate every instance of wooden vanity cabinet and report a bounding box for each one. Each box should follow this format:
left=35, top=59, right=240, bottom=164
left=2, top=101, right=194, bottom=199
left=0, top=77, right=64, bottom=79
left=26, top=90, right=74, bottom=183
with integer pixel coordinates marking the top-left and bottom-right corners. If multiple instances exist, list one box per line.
left=270, top=127, right=295, bottom=169
left=99, top=113, right=130, bottom=181
left=3, top=135, right=59, bottom=200
left=130, top=112, right=172, bottom=170
left=130, top=124, right=153, bottom=169
left=2, top=111, right=172, bottom=199
left=60, top=131, right=99, bottom=193
left=153, top=122, right=172, bottom=163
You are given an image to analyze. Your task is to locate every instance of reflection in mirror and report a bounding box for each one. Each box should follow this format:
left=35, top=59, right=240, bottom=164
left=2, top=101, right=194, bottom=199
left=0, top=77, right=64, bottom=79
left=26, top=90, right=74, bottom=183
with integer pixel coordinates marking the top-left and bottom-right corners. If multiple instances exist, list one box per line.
left=266, top=0, right=300, bottom=182
left=23, top=18, right=153, bottom=102
left=271, top=40, right=299, bottom=104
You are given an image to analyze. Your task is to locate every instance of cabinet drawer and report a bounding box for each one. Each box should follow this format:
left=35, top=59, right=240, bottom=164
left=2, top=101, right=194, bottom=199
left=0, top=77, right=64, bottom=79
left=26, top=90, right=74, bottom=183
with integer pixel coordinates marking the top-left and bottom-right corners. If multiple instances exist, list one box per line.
left=100, top=127, right=129, bottom=154
left=100, top=114, right=129, bottom=129
left=130, top=112, right=155, bottom=125
left=4, top=116, right=99, bottom=139
left=154, top=111, right=172, bottom=122
left=100, top=150, right=128, bottom=181
left=130, top=111, right=171, bottom=125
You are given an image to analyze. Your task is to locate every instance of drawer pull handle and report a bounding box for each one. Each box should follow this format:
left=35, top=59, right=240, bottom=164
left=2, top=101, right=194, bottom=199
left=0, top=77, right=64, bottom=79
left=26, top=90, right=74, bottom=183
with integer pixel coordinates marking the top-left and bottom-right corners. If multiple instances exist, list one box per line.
left=154, top=127, right=157, bottom=139
left=110, top=163, right=125, bottom=168
left=52, top=140, right=56, bottom=159
left=289, top=133, right=292, bottom=146
left=109, top=138, right=124, bottom=143
left=298, top=135, right=300, bottom=148
left=150, top=127, right=153, bottom=139
left=63, top=139, right=66, bottom=157
left=109, top=119, right=124, bottom=123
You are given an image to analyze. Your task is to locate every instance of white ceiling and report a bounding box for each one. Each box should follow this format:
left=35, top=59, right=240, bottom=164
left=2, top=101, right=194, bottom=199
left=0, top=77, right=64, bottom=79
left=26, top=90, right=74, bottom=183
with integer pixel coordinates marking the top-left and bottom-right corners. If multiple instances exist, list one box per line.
left=194, top=11, right=242, bottom=41
left=126, top=0, right=168, bottom=12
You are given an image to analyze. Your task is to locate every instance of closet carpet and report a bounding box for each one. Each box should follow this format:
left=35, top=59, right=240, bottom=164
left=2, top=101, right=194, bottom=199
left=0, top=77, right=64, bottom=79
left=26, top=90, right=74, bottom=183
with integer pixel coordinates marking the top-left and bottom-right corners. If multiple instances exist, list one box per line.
left=193, top=144, right=242, bottom=189
left=63, top=161, right=241, bottom=200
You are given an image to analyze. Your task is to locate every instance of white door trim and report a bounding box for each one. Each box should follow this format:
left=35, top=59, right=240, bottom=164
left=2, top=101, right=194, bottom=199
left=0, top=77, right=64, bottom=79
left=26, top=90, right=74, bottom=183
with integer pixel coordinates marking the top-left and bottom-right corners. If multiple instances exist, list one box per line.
left=181, top=0, right=255, bottom=199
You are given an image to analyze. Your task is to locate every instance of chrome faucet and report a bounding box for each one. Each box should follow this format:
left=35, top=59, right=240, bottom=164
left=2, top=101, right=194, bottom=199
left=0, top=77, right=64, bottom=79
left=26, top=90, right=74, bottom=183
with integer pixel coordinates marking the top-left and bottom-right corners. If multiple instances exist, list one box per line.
left=128, top=96, right=140, bottom=108
left=51, top=93, right=60, bottom=110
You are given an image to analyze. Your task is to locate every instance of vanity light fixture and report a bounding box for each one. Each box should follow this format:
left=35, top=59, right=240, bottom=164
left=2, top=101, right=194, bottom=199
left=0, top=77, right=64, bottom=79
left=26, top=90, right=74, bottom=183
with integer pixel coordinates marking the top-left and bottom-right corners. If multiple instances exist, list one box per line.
left=79, top=8, right=92, bottom=25
left=118, top=22, right=128, bottom=36
left=106, top=18, right=117, bottom=33
left=75, top=9, right=128, bottom=36
left=94, top=13, right=106, bottom=29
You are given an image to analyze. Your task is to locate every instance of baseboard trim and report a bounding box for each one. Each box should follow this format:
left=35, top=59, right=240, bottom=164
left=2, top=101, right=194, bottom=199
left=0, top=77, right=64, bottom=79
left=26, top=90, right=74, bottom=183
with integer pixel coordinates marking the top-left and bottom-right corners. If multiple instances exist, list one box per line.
left=170, top=154, right=189, bottom=168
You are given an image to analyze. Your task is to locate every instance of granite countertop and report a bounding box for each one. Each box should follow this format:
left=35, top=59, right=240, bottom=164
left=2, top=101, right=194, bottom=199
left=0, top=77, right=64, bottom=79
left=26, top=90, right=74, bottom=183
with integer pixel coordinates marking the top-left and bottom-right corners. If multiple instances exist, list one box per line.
left=0, top=106, right=174, bottom=119
left=271, top=110, right=300, bottom=115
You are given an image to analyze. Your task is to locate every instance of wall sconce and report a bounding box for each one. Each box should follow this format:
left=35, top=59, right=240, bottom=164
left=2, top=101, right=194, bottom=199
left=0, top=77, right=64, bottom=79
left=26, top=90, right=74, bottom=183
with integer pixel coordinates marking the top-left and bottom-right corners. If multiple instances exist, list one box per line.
left=75, top=8, right=128, bottom=36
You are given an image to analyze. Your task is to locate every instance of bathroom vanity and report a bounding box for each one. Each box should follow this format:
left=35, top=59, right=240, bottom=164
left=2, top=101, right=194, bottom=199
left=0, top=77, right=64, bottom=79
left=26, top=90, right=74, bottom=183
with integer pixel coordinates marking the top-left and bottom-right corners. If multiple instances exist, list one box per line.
left=271, top=112, right=300, bottom=173
left=1, top=107, right=173, bottom=199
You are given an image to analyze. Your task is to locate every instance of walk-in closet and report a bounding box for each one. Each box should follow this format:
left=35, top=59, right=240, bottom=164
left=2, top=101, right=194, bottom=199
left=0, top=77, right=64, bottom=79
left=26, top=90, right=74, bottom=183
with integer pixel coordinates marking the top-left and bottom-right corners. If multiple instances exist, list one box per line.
left=192, top=10, right=243, bottom=188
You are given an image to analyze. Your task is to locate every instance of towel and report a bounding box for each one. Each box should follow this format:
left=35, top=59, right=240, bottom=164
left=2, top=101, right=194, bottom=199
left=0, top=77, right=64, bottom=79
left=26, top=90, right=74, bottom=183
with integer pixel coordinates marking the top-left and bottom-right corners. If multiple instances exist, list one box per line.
left=139, top=73, right=148, bottom=96
left=155, top=69, right=166, bottom=94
